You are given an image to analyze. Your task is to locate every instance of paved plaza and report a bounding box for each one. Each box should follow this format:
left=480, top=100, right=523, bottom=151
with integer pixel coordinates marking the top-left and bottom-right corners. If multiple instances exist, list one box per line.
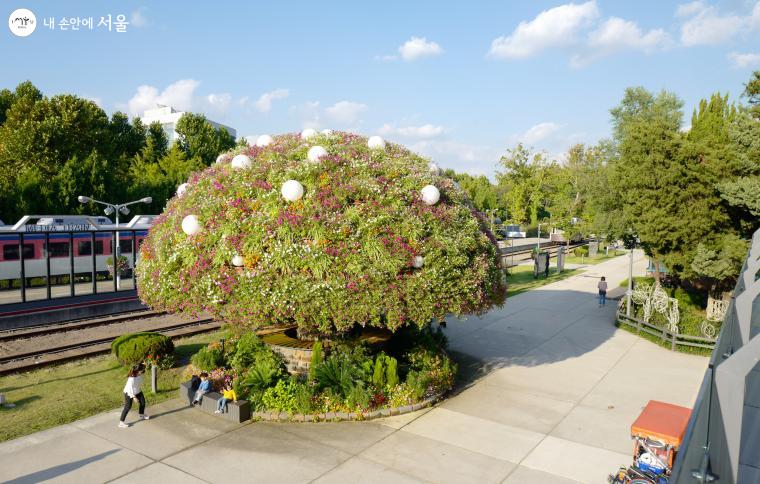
left=0, top=251, right=708, bottom=483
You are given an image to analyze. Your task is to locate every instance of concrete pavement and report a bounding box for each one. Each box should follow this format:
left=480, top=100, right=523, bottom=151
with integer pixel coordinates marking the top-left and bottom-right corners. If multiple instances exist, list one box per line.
left=0, top=250, right=708, bottom=483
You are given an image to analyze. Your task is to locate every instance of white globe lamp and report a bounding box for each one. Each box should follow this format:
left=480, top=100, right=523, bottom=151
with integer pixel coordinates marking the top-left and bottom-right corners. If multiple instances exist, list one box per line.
left=255, top=135, right=273, bottom=147
left=216, top=154, right=227, bottom=164
left=413, top=256, right=424, bottom=268
left=231, top=154, right=251, bottom=169
left=176, top=183, right=189, bottom=197
left=307, top=146, right=328, bottom=162
left=281, top=180, right=304, bottom=202
left=421, top=185, right=440, bottom=206
left=301, top=128, right=317, bottom=140
left=232, top=255, right=245, bottom=267
left=181, top=215, right=202, bottom=235
left=321, top=129, right=333, bottom=136
left=368, top=136, right=386, bottom=149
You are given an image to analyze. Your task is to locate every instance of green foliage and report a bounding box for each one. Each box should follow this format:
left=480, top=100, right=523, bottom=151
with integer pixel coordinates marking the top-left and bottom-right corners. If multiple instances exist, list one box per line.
left=372, top=354, right=386, bottom=388
left=386, top=356, right=399, bottom=388
left=190, top=346, right=224, bottom=371
left=690, top=234, right=748, bottom=293
left=308, top=341, right=323, bottom=382
left=261, top=378, right=300, bottom=414
left=573, top=246, right=589, bottom=257
left=314, top=357, right=356, bottom=397
left=111, top=332, right=175, bottom=367
left=175, top=113, right=235, bottom=166
left=228, top=332, right=266, bottom=371
left=137, top=132, right=506, bottom=335
left=241, top=357, right=284, bottom=393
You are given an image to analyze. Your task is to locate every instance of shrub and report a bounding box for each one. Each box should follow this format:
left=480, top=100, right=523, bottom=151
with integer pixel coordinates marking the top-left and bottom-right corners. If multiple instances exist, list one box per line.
left=191, top=346, right=224, bottom=371
left=111, top=332, right=174, bottom=367
left=372, top=355, right=386, bottom=388
left=136, top=132, right=507, bottom=336
left=261, top=378, right=300, bottom=414
left=241, top=357, right=283, bottom=394
left=386, top=356, right=399, bottom=388
left=574, top=246, right=589, bottom=257
left=228, top=332, right=267, bottom=371
left=314, top=357, right=356, bottom=397
left=345, top=382, right=371, bottom=410
left=308, top=341, right=323, bottom=382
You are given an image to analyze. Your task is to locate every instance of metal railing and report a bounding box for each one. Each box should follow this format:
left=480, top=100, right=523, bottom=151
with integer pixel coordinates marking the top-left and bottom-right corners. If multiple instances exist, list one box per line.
left=671, top=227, right=760, bottom=483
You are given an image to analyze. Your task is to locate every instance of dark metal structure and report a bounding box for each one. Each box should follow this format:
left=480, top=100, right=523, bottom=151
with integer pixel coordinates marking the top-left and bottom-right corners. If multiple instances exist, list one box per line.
left=671, top=228, right=760, bottom=483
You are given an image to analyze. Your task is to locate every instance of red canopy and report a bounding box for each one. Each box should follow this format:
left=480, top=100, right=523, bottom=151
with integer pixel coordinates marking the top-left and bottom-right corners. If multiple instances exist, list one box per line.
left=631, top=400, right=692, bottom=449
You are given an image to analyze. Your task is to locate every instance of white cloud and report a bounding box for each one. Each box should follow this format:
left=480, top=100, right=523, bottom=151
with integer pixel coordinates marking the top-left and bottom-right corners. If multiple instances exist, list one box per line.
left=378, top=123, right=446, bottom=138
left=571, top=17, right=671, bottom=66
left=254, top=88, right=289, bottom=113
left=325, top=101, right=368, bottom=124
left=398, top=37, right=444, bottom=61
left=488, top=1, right=599, bottom=59
left=291, top=101, right=322, bottom=129
left=410, top=139, right=501, bottom=177
left=206, top=93, right=231, bottom=112
left=677, top=2, right=751, bottom=46
left=588, top=17, right=670, bottom=51
left=676, top=1, right=706, bottom=18
left=131, top=8, right=148, bottom=28
left=126, top=79, right=199, bottom=116
left=728, top=52, right=760, bottom=68
left=520, top=122, right=562, bottom=144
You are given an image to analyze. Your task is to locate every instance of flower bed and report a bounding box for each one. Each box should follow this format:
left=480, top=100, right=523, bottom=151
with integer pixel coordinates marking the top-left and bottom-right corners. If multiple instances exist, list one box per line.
left=182, top=325, right=456, bottom=419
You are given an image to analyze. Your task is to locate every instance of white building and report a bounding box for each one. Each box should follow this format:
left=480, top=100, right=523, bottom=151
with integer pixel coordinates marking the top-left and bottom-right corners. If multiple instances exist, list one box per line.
left=140, top=105, right=236, bottom=144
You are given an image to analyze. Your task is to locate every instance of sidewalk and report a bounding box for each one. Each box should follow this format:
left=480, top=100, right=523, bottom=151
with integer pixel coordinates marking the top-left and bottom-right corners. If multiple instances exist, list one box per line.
left=0, top=251, right=708, bottom=483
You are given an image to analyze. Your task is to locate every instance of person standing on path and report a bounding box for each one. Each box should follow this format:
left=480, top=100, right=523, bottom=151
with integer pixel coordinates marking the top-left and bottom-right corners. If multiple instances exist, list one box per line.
left=598, top=276, right=608, bottom=307
left=119, top=363, right=150, bottom=428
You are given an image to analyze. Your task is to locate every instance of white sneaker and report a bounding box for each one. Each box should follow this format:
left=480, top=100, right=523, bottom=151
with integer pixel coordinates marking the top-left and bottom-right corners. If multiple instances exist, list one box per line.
left=118, top=421, right=130, bottom=428
left=139, top=414, right=150, bottom=420
left=214, top=410, right=221, bottom=414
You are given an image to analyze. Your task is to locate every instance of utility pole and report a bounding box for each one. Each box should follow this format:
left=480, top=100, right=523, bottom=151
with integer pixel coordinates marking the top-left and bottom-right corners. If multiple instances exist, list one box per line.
left=626, top=240, right=635, bottom=317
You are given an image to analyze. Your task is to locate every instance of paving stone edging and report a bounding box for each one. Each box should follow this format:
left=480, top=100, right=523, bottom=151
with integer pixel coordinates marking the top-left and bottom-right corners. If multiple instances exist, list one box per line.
left=249, top=394, right=440, bottom=423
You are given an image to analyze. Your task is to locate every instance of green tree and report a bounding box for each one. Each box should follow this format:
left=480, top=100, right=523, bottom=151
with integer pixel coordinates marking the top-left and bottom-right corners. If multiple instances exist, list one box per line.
left=175, top=113, right=235, bottom=165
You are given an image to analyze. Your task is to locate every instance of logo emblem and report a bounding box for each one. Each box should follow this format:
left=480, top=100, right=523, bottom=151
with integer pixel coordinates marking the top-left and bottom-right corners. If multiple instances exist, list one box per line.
left=8, top=8, right=36, bottom=37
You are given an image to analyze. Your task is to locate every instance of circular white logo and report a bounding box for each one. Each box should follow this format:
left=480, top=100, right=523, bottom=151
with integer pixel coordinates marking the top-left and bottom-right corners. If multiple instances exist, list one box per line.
left=8, top=8, right=36, bottom=37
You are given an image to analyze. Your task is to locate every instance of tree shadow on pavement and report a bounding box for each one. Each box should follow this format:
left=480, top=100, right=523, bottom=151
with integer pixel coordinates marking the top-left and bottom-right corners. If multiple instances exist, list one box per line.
left=439, top=288, right=622, bottom=393
left=5, top=449, right=120, bottom=483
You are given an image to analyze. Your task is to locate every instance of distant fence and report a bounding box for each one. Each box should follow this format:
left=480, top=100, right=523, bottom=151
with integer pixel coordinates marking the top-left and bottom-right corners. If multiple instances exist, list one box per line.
left=616, top=311, right=717, bottom=351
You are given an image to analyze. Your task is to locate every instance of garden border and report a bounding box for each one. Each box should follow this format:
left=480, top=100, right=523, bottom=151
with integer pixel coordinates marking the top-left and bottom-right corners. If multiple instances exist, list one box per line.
left=248, top=393, right=440, bottom=423
left=615, top=311, right=717, bottom=351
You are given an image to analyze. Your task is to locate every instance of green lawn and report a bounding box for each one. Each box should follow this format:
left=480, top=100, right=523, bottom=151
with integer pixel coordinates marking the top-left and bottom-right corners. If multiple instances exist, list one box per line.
left=0, top=330, right=225, bottom=442
left=506, top=264, right=581, bottom=297
left=565, top=250, right=625, bottom=265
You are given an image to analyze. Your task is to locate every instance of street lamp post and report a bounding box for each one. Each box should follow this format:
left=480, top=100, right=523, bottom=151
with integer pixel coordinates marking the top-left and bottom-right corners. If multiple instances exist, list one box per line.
left=77, top=196, right=152, bottom=290
left=626, top=236, right=637, bottom=317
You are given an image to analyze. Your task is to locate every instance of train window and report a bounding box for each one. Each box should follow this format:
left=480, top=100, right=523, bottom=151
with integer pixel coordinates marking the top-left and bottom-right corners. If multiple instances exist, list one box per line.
left=3, top=244, right=34, bottom=260
left=77, top=240, right=104, bottom=255
left=45, top=242, right=70, bottom=258
left=112, top=239, right=133, bottom=254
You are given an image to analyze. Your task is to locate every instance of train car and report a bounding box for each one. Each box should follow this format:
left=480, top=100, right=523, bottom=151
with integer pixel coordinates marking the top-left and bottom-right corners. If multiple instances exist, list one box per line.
left=0, top=215, right=155, bottom=283
left=501, top=224, right=526, bottom=238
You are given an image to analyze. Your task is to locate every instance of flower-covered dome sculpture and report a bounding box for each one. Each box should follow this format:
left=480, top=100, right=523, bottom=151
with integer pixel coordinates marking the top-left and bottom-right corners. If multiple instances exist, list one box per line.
left=137, top=132, right=506, bottom=336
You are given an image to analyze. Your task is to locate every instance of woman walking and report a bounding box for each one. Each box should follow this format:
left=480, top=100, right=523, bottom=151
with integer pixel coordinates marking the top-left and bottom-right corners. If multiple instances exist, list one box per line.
left=119, top=363, right=150, bottom=428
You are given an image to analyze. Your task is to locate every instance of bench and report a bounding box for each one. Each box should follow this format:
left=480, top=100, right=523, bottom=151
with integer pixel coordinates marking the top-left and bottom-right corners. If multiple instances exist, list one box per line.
left=179, top=381, right=251, bottom=423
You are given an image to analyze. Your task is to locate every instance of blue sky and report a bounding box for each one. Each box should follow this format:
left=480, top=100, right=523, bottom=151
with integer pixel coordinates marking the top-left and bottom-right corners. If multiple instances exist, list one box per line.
left=3, top=1, right=760, bottom=177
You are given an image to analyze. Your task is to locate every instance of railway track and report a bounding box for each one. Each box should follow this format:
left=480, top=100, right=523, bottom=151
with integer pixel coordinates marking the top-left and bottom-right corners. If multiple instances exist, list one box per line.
left=0, top=315, right=221, bottom=376
left=0, top=308, right=165, bottom=342
left=499, top=241, right=586, bottom=267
